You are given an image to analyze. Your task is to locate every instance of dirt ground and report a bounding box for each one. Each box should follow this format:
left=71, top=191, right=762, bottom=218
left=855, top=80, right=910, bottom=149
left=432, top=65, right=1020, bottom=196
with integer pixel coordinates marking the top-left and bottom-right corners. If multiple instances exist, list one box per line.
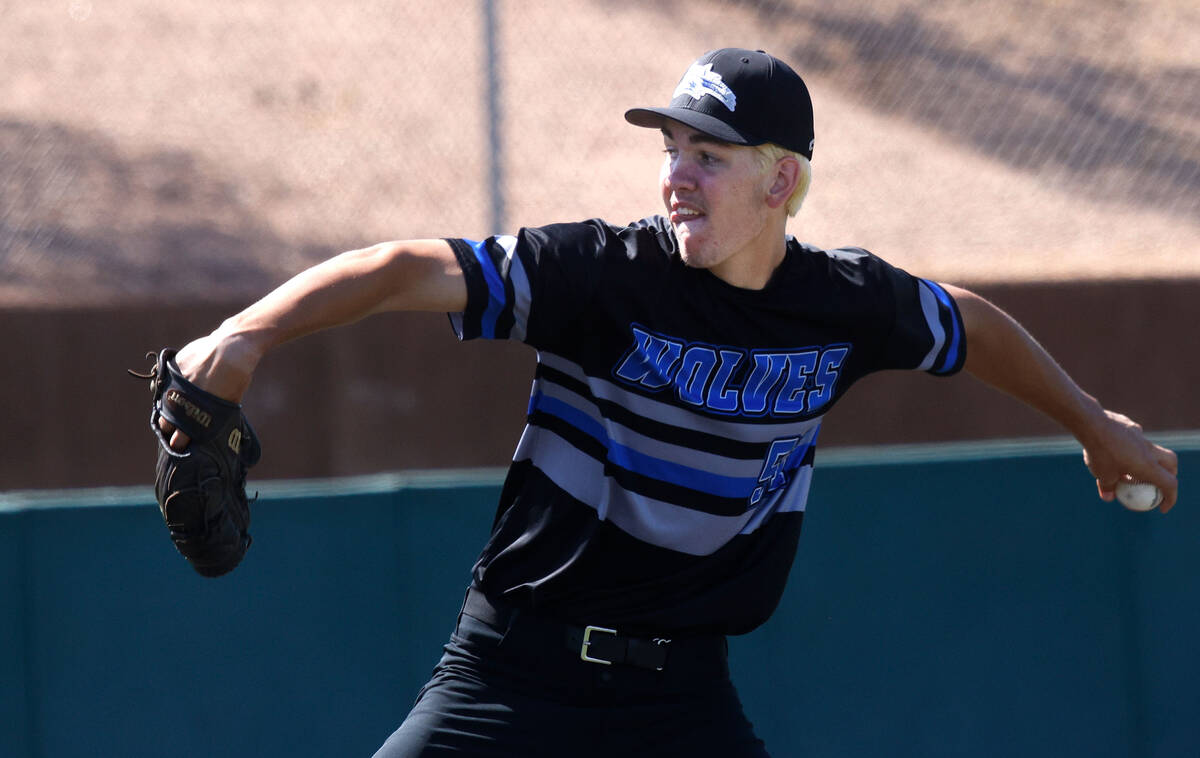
left=1, top=0, right=1197, bottom=307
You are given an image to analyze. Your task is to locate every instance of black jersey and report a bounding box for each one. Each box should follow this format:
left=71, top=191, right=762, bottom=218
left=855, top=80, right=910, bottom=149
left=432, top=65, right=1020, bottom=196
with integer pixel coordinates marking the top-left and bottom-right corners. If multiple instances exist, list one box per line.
left=447, top=215, right=965, bottom=636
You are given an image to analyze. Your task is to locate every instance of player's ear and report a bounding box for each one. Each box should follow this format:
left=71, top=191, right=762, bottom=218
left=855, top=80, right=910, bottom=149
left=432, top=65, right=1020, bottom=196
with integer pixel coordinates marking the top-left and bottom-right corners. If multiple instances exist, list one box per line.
left=764, top=155, right=801, bottom=210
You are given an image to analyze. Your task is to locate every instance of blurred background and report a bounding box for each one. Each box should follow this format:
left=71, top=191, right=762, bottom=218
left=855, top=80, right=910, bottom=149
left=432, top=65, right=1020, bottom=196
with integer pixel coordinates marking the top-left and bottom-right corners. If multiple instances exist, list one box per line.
left=3, top=4, right=1199, bottom=757
left=1, top=0, right=1197, bottom=481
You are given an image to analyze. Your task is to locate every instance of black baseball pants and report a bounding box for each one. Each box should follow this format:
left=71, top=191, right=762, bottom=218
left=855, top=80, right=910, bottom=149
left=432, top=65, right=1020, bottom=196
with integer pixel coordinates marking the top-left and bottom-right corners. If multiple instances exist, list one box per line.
left=372, top=590, right=770, bottom=757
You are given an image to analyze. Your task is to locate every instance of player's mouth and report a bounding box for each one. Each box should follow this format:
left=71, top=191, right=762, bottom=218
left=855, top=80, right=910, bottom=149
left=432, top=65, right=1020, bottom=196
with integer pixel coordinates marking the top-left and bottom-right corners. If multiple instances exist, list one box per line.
left=670, top=204, right=705, bottom=226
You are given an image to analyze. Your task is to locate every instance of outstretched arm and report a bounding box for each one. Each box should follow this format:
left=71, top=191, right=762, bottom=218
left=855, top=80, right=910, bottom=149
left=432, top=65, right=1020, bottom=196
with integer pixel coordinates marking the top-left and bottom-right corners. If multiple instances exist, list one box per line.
left=943, top=284, right=1179, bottom=512
left=160, top=239, right=465, bottom=447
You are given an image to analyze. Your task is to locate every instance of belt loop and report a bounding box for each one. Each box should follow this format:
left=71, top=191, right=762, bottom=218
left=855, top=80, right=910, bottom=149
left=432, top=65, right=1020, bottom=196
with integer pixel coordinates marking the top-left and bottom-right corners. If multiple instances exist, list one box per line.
left=455, top=584, right=473, bottom=631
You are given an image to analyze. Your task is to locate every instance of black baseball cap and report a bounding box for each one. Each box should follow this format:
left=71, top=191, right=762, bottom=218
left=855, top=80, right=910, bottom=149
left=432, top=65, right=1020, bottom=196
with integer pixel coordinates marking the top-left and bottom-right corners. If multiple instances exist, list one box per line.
left=625, top=48, right=815, bottom=160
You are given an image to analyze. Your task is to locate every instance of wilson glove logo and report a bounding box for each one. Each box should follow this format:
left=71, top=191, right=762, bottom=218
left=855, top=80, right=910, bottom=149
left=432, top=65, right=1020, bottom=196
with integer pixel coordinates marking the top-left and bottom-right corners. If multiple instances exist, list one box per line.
left=613, top=325, right=849, bottom=417
left=165, top=389, right=213, bottom=429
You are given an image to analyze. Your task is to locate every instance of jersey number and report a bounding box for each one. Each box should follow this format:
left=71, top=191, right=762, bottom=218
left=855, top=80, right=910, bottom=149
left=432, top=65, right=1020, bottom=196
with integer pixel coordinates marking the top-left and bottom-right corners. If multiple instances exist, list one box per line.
left=750, top=437, right=802, bottom=506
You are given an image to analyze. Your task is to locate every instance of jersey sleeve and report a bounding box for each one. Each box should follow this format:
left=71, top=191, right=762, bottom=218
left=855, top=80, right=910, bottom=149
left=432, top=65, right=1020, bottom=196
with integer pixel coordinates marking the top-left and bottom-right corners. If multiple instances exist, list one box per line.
left=445, top=220, right=614, bottom=349
left=878, top=259, right=967, bottom=376
left=823, top=246, right=966, bottom=377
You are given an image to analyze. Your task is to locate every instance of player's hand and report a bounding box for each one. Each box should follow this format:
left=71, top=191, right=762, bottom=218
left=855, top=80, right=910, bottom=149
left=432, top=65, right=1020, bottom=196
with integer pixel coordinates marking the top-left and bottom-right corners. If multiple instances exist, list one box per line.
left=1081, top=409, right=1178, bottom=512
left=156, top=331, right=261, bottom=452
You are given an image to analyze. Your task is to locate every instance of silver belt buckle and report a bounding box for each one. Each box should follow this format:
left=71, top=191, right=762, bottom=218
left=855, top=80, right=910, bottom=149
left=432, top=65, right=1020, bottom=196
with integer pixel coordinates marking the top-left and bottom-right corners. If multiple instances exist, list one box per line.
left=580, top=624, right=617, bottom=665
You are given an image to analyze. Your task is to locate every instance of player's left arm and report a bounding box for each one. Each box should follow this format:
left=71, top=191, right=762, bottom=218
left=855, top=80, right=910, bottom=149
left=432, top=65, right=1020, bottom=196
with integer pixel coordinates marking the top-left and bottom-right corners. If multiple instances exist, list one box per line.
left=942, top=284, right=1179, bottom=512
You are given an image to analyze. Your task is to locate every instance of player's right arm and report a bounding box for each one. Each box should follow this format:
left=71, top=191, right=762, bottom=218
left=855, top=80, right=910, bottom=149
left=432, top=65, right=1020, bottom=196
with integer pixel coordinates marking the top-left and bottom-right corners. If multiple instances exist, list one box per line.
left=944, top=284, right=1179, bottom=512
left=161, top=239, right=464, bottom=449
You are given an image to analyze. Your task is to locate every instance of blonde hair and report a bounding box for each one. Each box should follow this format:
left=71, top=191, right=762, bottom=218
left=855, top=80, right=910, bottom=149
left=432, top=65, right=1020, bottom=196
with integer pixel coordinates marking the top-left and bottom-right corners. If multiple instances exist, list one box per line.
left=752, top=143, right=812, bottom=217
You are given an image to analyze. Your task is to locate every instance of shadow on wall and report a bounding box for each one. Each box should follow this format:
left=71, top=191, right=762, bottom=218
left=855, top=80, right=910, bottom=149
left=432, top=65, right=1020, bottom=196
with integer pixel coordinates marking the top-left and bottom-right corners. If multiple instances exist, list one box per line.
left=721, top=2, right=1199, bottom=216
left=0, top=119, right=334, bottom=306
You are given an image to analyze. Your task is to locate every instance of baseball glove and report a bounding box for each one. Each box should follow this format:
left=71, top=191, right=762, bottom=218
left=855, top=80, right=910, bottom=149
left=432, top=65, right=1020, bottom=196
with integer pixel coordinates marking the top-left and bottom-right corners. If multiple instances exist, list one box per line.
left=130, top=349, right=261, bottom=577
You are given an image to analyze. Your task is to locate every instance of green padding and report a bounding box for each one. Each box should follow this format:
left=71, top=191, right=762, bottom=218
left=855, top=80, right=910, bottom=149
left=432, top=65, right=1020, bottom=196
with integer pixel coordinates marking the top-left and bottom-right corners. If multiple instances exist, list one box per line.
left=1, top=449, right=1195, bottom=757
left=4, top=483, right=498, bottom=758
left=730, top=451, right=1193, bottom=756
left=0, top=513, right=32, bottom=758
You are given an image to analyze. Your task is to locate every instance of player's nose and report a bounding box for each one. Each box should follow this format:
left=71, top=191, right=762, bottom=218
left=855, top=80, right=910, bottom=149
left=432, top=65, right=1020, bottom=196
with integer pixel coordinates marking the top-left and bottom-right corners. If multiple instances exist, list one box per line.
left=663, top=157, right=698, bottom=192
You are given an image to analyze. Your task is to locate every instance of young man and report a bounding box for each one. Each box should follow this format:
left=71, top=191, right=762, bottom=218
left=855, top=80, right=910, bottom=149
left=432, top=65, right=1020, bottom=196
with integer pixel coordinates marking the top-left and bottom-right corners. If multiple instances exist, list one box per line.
left=160, top=49, right=1178, bottom=756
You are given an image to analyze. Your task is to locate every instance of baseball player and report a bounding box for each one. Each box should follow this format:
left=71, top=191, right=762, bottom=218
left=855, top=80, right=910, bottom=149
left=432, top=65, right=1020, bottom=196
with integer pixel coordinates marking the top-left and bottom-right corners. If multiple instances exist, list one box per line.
left=158, top=48, right=1179, bottom=757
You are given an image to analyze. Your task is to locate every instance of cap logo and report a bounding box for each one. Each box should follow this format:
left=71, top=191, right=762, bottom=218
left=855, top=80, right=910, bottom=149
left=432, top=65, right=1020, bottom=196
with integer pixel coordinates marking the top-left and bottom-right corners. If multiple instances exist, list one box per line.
left=673, top=63, right=737, bottom=112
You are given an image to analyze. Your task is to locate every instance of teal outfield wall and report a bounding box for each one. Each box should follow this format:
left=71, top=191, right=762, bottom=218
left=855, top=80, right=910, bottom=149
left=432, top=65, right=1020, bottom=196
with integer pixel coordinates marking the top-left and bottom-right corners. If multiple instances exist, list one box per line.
left=2, top=440, right=1197, bottom=758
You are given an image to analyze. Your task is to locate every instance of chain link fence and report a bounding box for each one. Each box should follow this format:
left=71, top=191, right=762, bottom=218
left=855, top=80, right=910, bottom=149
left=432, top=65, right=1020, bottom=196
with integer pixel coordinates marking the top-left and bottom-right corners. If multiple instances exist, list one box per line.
left=2, top=0, right=1197, bottom=305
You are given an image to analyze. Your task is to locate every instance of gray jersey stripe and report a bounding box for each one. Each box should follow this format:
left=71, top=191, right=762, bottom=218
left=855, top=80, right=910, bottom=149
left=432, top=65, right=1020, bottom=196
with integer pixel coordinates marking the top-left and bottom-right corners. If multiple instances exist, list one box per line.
left=448, top=311, right=465, bottom=339
left=514, top=426, right=787, bottom=556
left=537, top=351, right=825, bottom=443
left=496, top=235, right=531, bottom=343
left=536, top=378, right=765, bottom=476
left=916, top=280, right=947, bottom=371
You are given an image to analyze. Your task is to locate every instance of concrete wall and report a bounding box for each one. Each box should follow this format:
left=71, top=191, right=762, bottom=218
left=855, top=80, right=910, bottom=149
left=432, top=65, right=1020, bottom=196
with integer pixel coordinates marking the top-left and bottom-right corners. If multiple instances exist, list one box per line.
left=3, top=278, right=1197, bottom=491
left=2, top=445, right=1197, bottom=757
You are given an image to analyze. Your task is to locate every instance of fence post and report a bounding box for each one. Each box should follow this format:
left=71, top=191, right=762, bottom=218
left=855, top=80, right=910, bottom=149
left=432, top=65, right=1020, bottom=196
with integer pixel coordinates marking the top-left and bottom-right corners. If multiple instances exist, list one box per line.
left=482, top=0, right=505, bottom=234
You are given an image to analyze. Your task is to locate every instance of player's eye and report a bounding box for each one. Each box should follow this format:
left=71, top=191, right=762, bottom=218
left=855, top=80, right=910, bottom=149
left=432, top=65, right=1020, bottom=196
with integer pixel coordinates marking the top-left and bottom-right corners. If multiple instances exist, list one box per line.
left=699, top=151, right=720, bottom=166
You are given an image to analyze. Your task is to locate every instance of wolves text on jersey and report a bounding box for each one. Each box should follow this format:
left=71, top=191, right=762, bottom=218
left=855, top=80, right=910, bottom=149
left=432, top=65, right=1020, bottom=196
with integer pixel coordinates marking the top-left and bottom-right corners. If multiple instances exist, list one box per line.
left=612, top=325, right=850, bottom=418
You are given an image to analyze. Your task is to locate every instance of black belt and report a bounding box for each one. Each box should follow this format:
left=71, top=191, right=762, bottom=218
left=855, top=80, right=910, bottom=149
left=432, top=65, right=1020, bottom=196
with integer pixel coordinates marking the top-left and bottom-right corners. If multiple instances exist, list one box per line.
left=565, top=623, right=673, bottom=671
left=461, top=587, right=721, bottom=673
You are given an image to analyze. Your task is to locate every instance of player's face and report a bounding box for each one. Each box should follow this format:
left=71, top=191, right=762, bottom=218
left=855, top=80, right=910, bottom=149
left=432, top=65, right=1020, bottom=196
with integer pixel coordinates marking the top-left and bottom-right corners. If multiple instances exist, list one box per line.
left=660, top=122, right=777, bottom=287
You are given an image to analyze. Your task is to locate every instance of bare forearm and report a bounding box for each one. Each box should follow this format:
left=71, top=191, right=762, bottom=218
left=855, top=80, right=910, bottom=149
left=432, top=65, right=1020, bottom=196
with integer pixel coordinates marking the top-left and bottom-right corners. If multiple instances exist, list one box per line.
left=944, top=284, right=1178, bottom=510
left=170, top=239, right=465, bottom=402
left=218, top=240, right=463, bottom=354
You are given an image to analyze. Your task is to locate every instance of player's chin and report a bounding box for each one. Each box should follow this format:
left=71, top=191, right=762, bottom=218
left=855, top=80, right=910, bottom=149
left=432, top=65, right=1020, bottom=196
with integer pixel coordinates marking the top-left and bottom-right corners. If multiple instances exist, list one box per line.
left=680, top=244, right=726, bottom=270
left=677, top=245, right=707, bottom=268
left=675, top=233, right=711, bottom=267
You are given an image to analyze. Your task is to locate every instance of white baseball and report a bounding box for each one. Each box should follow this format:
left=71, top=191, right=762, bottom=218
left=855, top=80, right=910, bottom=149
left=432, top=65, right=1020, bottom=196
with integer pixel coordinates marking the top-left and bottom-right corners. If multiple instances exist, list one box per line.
left=1114, top=481, right=1162, bottom=512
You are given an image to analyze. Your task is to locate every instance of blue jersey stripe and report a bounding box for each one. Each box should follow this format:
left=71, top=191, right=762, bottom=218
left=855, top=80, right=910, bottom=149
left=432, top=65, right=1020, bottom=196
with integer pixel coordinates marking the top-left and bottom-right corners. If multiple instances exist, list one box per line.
left=607, top=438, right=757, bottom=499
left=531, top=393, right=758, bottom=499
left=915, top=281, right=946, bottom=372
left=531, top=392, right=607, bottom=444
left=923, top=280, right=963, bottom=374
left=533, top=373, right=764, bottom=474
left=466, top=238, right=506, bottom=339
left=513, top=430, right=759, bottom=555
left=513, top=427, right=805, bottom=555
